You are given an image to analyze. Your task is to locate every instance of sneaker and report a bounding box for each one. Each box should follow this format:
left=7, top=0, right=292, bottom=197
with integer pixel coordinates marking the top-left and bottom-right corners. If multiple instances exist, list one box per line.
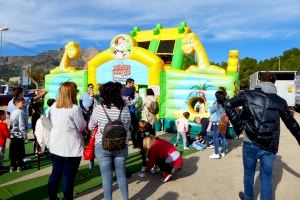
left=23, top=158, right=31, bottom=162
left=173, top=143, right=178, bottom=147
left=163, top=174, right=172, bottom=183
left=209, top=153, right=220, bottom=159
left=141, top=166, right=146, bottom=173
left=183, top=147, right=189, bottom=150
left=139, top=172, right=145, bottom=178
left=17, top=167, right=21, bottom=172
left=221, top=153, right=226, bottom=157
left=239, top=192, right=245, bottom=200
left=151, top=165, right=160, bottom=174
left=9, top=167, right=14, bottom=173
left=206, top=144, right=215, bottom=149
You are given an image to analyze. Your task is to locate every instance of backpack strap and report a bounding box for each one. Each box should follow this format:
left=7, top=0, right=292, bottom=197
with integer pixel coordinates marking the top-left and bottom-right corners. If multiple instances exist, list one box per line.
left=101, top=103, right=123, bottom=121
left=117, top=106, right=123, bottom=120
left=100, top=103, right=111, bottom=122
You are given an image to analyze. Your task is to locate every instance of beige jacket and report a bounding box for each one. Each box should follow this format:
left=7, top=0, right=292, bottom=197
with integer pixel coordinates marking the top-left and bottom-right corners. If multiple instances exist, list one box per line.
left=142, top=95, right=157, bottom=126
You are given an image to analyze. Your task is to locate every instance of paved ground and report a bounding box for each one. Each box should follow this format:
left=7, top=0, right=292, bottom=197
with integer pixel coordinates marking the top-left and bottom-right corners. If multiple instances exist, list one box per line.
left=1, top=109, right=300, bottom=200
left=75, top=114, right=300, bottom=200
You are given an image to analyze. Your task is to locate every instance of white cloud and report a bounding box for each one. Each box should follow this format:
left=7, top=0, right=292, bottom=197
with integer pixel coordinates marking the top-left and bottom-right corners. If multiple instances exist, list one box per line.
left=0, top=0, right=300, bottom=52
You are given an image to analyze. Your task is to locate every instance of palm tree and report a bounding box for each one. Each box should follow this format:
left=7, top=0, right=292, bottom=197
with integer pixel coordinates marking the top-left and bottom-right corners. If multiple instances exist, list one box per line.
left=188, top=83, right=215, bottom=98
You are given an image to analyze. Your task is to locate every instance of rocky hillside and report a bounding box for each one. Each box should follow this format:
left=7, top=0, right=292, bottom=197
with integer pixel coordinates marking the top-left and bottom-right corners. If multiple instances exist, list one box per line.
left=0, top=48, right=100, bottom=85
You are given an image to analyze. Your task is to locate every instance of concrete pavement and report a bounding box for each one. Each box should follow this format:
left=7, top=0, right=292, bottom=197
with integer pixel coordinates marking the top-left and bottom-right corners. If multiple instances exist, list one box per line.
left=75, top=114, right=300, bottom=200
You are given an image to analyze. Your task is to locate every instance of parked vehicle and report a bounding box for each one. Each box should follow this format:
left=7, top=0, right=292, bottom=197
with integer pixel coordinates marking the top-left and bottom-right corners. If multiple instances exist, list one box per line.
left=250, top=71, right=297, bottom=110
left=0, top=84, right=36, bottom=106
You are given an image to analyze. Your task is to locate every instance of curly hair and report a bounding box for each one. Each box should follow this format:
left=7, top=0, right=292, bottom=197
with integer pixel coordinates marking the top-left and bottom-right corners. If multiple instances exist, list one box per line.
left=99, top=81, right=124, bottom=110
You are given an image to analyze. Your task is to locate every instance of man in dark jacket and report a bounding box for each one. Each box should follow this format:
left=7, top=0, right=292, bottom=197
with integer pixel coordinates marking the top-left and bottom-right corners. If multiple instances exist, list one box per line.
left=224, top=72, right=300, bottom=200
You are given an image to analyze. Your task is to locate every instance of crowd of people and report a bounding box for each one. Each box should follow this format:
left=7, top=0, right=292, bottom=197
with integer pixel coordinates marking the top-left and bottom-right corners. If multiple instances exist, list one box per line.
left=0, top=73, right=300, bottom=200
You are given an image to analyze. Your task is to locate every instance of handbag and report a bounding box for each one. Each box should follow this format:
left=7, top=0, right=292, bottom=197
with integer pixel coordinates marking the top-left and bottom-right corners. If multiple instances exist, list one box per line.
left=83, top=127, right=98, bottom=160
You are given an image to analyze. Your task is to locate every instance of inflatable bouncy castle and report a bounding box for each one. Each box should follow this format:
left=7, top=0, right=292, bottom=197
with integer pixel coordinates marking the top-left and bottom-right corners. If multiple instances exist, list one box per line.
left=44, top=22, right=239, bottom=129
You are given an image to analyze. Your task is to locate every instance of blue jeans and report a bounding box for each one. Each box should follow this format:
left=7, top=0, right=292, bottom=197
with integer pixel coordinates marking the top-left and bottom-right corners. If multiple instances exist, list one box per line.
left=95, top=143, right=128, bottom=200
left=243, top=141, right=276, bottom=200
left=212, top=123, right=227, bottom=154
left=48, top=154, right=81, bottom=200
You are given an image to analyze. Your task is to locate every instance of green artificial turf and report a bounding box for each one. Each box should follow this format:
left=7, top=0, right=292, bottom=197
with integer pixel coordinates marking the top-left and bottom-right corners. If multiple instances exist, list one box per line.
left=0, top=135, right=198, bottom=200
left=0, top=140, right=52, bottom=185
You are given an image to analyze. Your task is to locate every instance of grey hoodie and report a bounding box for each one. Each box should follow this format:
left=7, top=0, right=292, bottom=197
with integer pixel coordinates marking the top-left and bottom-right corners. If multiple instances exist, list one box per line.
left=254, top=82, right=277, bottom=94
left=244, top=82, right=277, bottom=142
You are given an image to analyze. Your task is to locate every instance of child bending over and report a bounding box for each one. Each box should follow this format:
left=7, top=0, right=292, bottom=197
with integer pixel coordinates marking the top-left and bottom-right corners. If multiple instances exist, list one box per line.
left=143, top=135, right=182, bottom=182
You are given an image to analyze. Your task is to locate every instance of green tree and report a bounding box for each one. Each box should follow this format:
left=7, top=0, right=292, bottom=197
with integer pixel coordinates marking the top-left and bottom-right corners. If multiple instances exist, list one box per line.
left=239, top=57, right=257, bottom=88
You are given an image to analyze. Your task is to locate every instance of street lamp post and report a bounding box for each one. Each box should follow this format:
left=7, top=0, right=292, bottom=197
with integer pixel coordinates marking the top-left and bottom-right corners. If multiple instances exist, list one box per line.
left=0, top=27, right=9, bottom=58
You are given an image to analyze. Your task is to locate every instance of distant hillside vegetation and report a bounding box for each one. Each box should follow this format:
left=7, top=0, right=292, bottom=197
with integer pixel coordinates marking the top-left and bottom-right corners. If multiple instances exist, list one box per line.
left=0, top=48, right=100, bottom=86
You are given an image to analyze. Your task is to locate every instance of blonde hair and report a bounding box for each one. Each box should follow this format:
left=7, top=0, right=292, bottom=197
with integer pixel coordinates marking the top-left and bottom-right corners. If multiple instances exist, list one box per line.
left=143, top=135, right=156, bottom=157
left=56, top=82, right=78, bottom=108
left=139, top=120, right=149, bottom=129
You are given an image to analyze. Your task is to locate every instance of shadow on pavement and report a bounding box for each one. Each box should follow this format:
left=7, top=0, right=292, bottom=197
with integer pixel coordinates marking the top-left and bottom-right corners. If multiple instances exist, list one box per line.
left=157, top=191, right=179, bottom=200
left=85, top=156, right=199, bottom=200
left=254, top=155, right=300, bottom=200
left=227, top=137, right=243, bottom=154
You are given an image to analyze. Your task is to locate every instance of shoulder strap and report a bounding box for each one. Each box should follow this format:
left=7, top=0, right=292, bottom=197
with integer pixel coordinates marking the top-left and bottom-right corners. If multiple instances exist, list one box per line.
left=118, top=106, right=123, bottom=121
left=100, top=103, right=111, bottom=121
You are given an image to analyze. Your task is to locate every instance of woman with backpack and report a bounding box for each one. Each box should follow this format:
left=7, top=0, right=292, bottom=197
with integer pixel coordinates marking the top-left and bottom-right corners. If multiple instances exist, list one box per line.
left=88, top=82, right=131, bottom=200
left=141, top=88, right=158, bottom=130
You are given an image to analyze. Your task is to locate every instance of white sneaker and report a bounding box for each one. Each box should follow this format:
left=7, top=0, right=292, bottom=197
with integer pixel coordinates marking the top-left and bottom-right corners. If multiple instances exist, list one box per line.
left=141, top=166, right=146, bottom=173
left=183, top=147, right=189, bottom=150
left=151, top=165, right=160, bottom=174
left=221, top=153, right=226, bottom=157
left=209, top=153, right=220, bottom=159
left=139, top=173, right=145, bottom=178
left=9, top=167, right=14, bottom=173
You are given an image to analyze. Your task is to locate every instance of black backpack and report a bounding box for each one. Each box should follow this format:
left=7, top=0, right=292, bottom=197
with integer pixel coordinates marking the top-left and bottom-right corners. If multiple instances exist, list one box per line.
left=101, top=104, right=127, bottom=151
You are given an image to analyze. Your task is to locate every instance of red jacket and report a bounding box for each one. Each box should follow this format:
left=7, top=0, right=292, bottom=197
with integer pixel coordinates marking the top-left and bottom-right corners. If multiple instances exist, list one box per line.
left=0, top=122, right=10, bottom=147
left=146, top=137, right=183, bottom=172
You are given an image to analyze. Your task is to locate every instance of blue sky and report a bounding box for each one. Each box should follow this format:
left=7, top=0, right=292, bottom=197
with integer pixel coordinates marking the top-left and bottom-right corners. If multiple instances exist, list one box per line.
left=1, top=0, right=300, bottom=63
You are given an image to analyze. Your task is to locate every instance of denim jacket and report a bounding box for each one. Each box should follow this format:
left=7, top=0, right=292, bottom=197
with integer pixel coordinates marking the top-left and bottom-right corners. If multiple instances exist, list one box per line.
left=209, top=103, right=226, bottom=123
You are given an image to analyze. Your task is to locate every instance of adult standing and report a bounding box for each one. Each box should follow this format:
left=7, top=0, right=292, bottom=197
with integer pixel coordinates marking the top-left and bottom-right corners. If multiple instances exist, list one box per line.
left=208, top=91, right=227, bottom=159
left=48, top=82, right=86, bottom=200
left=79, top=83, right=96, bottom=169
left=141, top=88, right=157, bottom=129
left=79, top=83, right=96, bottom=121
left=224, top=72, right=300, bottom=200
left=89, top=82, right=131, bottom=200
left=121, top=78, right=138, bottom=147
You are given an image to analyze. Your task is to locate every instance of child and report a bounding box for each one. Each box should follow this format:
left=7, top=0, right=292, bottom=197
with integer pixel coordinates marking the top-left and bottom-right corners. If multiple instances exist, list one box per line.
left=191, top=135, right=207, bottom=151
left=194, top=98, right=205, bottom=113
left=45, top=99, right=56, bottom=117
left=137, top=120, right=155, bottom=177
left=174, top=112, right=190, bottom=150
left=0, top=110, right=10, bottom=171
left=31, top=102, right=43, bottom=156
left=9, top=97, right=27, bottom=172
left=143, top=135, right=182, bottom=183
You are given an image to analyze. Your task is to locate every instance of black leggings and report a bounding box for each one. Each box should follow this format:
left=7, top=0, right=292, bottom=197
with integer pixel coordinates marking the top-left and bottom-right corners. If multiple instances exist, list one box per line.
left=9, top=138, right=25, bottom=168
left=199, top=118, right=209, bottom=137
left=156, top=159, right=173, bottom=174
